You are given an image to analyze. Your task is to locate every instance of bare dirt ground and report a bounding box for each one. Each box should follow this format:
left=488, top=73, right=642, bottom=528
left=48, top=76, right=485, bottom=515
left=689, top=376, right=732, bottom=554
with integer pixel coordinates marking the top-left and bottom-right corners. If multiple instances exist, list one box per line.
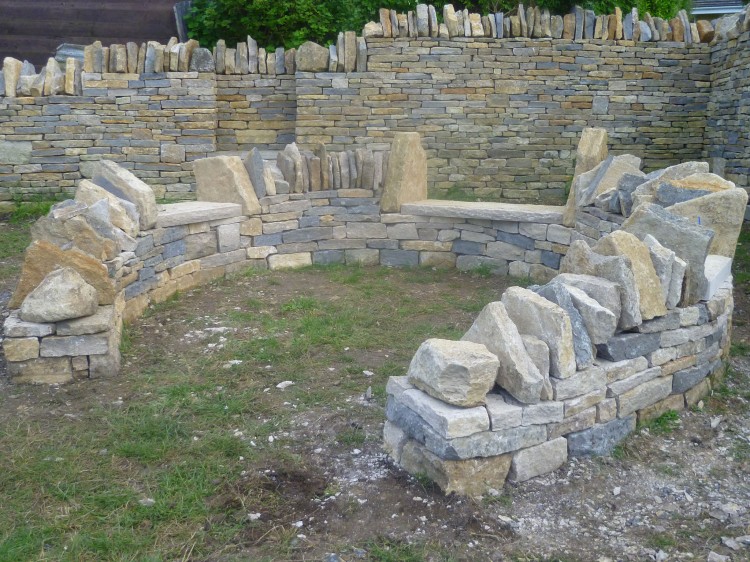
left=1, top=218, right=748, bottom=562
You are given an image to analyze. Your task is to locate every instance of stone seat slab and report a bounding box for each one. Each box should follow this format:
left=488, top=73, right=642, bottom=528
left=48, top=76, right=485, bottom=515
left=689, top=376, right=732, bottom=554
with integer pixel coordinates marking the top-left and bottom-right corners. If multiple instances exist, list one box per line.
left=401, top=200, right=565, bottom=224
left=156, top=202, right=243, bottom=228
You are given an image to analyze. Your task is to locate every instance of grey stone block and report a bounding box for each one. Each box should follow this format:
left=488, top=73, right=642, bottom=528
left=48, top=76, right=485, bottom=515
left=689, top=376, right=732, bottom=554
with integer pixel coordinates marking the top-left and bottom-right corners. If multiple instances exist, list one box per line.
left=40, top=334, right=110, bottom=357
left=567, top=415, right=636, bottom=457
left=313, top=250, right=345, bottom=265
left=185, top=232, right=217, bottom=260
left=672, top=361, right=714, bottom=394
left=381, top=250, right=418, bottom=267
left=597, top=332, right=660, bottom=362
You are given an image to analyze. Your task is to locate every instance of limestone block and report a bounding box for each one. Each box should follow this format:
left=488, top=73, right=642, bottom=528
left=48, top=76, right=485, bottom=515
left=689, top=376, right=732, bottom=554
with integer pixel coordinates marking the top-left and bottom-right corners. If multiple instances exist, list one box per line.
left=194, top=156, right=261, bottom=216
left=383, top=421, right=407, bottom=461
left=622, top=203, right=713, bottom=306
left=462, top=302, right=545, bottom=404
left=8, top=357, right=73, bottom=385
left=509, top=437, right=567, bottom=482
left=696, top=20, right=714, bottom=42
left=295, top=41, right=329, bottom=72
left=567, top=415, right=635, bottom=456
left=397, top=388, right=490, bottom=439
left=560, top=242, right=641, bottom=330
left=550, top=365, right=606, bottom=400
left=594, top=231, right=667, bottom=321
left=20, top=268, right=98, bottom=323
left=3, top=311, right=55, bottom=337
left=521, top=335, right=550, bottom=379
left=566, top=285, right=617, bottom=345
left=485, top=394, right=523, bottom=430
left=10, top=241, right=115, bottom=308
left=597, top=332, right=660, bottom=362
left=533, top=282, right=594, bottom=370
left=444, top=4, right=460, bottom=36
left=399, top=440, right=511, bottom=497
left=31, top=212, right=120, bottom=262
left=4, top=337, right=40, bottom=362
left=501, top=286, right=576, bottom=379
left=617, top=376, right=672, bottom=417
left=189, top=48, right=215, bottom=72
left=631, top=161, right=709, bottom=209
left=93, top=160, right=157, bottom=230
left=268, top=252, right=311, bottom=270
left=381, top=133, right=427, bottom=213
left=407, top=338, right=499, bottom=407
left=3, top=57, right=23, bottom=96
left=667, top=188, right=748, bottom=259
left=40, top=334, right=109, bottom=357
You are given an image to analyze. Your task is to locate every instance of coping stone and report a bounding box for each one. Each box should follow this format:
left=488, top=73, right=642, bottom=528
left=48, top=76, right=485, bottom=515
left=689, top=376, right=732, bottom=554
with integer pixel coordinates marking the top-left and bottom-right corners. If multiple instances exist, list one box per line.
left=401, top=200, right=565, bottom=224
left=156, top=202, right=243, bottom=228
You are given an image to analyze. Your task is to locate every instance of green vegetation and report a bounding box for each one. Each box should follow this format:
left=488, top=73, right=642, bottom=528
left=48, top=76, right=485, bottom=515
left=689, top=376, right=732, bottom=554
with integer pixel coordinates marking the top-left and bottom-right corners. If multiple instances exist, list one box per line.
left=638, top=410, right=681, bottom=435
left=732, top=224, right=750, bottom=290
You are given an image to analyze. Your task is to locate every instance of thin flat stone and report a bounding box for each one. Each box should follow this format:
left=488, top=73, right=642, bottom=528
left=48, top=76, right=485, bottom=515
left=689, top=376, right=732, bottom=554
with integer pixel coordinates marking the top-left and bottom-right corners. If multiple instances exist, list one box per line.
left=156, top=202, right=242, bottom=228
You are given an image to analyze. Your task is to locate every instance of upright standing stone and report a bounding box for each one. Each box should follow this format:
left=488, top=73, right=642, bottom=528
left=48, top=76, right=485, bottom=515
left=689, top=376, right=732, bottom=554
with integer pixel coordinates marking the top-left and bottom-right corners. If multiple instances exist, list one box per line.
left=257, top=48, right=267, bottom=73
left=541, top=9, right=551, bottom=37
left=416, top=4, right=430, bottom=36
left=551, top=15, right=564, bottom=38
left=296, top=42, right=330, bottom=72
left=4, top=57, right=23, bottom=97
left=584, top=9, right=596, bottom=38
left=428, top=5, right=439, bottom=37
left=247, top=37, right=258, bottom=73
left=574, top=5, right=585, bottom=40
left=243, top=148, right=273, bottom=198
left=215, top=40, right=226, bottom=74
left=126, top=42, right=139, bottom=73
left=631, top=8, right=641, bottom=41
left=235, top=42, right=249, bottom=74
left=501, top=286, right=577, bottom=379
left=518, top=4, right=528, bottom=36
left=137, top=42, right=147, bottom=73
left=381, top=133, right=427, bottom=213
left=344, top=31, right=357, bottom=72
left=621, top=203, right=713, bottom=306
left=380, top=8, right=393, bottom=37
left=563, top=14, right=576, bottom=39
left=356, top=37, right=367, bottom=72
left=328, top=45, right=338, bottom=72
left=563, top=128, right=608, bottom=226
left=462, top=302, right=545, bottom=404
left=496, top=13, right=505, bottom=38
left=92, top=161, right=157, bottom=229
left=64, top=58, right=82, bottom=96
left=194, top=156, right=261, bottom=215
left=444, top=4, right=460, bottom=36
left=189, top=48, right=215, bottom=72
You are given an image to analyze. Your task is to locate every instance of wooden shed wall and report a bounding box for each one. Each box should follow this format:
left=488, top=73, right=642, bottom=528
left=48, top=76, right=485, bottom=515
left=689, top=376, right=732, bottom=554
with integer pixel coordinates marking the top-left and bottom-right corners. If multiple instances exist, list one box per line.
left=0, top=0, right=179, bottom=67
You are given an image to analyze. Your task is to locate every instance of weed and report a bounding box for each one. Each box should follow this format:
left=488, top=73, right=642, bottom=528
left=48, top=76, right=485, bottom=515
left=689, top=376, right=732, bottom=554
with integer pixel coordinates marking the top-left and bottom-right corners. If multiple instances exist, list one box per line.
left=646, top=533, right=676, bottom=550
left=639, top=410, right=680, bottom=435
left=7, top=195, right=59, bottom=223
left=119, top=323, right=134, bottom=354
left=336, top=426, right=366, bottom=446
left=366, top=537, right=427, bottom=562
left=471, top=263, right=494, bottom=278
left=730, top=341, right=750, bottom=357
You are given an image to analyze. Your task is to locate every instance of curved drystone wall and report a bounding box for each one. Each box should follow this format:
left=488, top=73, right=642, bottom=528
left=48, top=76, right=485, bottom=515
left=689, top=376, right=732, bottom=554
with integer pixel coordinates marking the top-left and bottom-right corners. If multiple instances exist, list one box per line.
left=1, top=5, right=750, bottom=203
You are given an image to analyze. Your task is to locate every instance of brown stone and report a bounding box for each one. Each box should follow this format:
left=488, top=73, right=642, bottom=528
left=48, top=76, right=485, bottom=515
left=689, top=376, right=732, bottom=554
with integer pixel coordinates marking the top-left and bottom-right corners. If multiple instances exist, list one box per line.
left=696, top=20, right=714, bottom=43
left=10, top=240, right=115, bottom=309
left=670, top=17, right=684, bottom=41
left=3, top=337, right=40, bottom=362
left=563, top=13, right=576, bottom=39
left=8, top=357, right=73, bottom=385
left=381, top=133, right=427, bottom=213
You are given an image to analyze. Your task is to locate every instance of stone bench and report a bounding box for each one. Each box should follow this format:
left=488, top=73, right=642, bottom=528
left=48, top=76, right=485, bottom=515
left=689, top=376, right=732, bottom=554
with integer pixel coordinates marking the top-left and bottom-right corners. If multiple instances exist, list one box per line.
left=401, top=200, right=566, bottom=224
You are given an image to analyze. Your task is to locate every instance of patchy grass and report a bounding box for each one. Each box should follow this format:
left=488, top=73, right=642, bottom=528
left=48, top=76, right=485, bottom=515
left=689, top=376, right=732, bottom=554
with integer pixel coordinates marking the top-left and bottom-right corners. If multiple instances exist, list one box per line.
left=639, top=410, right=681, bottom=435
left=733, top=223, right=750, bottom=290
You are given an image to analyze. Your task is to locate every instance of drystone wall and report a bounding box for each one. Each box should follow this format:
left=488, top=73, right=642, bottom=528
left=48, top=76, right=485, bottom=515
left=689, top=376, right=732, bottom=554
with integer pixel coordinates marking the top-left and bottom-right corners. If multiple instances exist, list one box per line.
left=1, top=5, right=749, bottom=203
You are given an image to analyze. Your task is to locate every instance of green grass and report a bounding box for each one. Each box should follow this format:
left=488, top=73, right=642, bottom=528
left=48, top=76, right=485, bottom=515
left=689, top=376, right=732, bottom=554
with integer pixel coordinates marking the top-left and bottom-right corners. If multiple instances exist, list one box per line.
left=730, top=341, right=750, bottom=357
left=639, top=410, right=681, bottom=435
left=733, top=224, right=750, bottom=288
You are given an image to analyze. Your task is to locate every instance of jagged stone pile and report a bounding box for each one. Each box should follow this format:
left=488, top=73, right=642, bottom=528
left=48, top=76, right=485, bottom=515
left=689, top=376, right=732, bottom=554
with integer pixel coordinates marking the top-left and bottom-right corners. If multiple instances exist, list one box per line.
left=384, top=138, right=745, bottom=495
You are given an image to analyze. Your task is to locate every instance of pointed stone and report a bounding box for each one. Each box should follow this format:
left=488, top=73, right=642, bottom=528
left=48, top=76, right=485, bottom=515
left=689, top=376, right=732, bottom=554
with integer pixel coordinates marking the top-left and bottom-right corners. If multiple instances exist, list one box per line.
left=93, top=161, right=157, bottom=229
left=551, top=15, right=564, bottom=38
left=194, top=156, right=260, bottom=215
left=20, top=268, right=98, bottom=324
left=75, top=179, right=139, bottom=237
left=444, top=4, right=460, bottom=36
left=380, top=8, right=393, bottom=37
left=518, top=4, right=528, bottom=36
left=593, top=231, right=667, bottom=321
left=381, top=132, right=427, bottom=213
left=137, top=42, right=147, bottom=73
left=560, top=241, right=642, bottom=330
left=462, top=302, right=545, bottom=405
left=65, top=58, right=82, bottom=95
left=43, top=58, right=64, bottom=95
left=247, top=36, right=259, bottom=73
left=189, top=48, right=215, bottom=72
left=296, top=41, right=330, bottom=72
left=621, top=203, right=713, bottom=306
left=235, top=42, right=249, bottom=74
left=242, top=148, right=274, bottom=198
left=555, top=273, right=622, bottom=324
left=563, top=128, right=609, bottom=226
left=501, top=286, right=577, bottom=379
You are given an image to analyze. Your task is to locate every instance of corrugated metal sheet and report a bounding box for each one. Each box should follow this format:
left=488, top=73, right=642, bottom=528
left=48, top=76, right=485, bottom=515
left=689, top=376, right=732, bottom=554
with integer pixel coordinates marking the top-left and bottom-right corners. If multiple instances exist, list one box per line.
left=0, top=0, right=180, bottom=67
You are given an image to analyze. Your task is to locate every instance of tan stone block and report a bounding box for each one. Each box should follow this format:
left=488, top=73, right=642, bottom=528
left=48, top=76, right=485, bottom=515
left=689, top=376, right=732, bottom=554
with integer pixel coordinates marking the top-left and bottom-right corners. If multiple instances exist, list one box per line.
left=170, top=260, right=201, bottom=279
left=123, top=294, right=149, bottom=325
left=240, top=218, right=263, bottom=236
left=268, top=252, right=312, bottom=270
left=661, top=355, right=696, bottom=376
left=381, top=132, right=427, bottom=213
left=8, top=357, right=73, bottom=384
left=637, top=393, right=684, bottom=424
left=685, top=378, right=710, bottom=406
left=4, top=337, right=40, bottom=362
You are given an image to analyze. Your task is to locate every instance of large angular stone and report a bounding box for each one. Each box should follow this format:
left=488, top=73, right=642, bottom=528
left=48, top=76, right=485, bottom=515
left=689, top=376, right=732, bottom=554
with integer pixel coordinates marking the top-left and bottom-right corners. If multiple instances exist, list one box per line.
left=277, top=143, right=305, bottom=193
left=194, top=155, right=261, bottom=216
left=93, top=160, right=157, bottom=229
left=462, top=302, right=545, bottom=404
left=398, top=440, right=511, bottom=497
left=10, top=241, right=115, bottom=308
left=563, top=127, right=608, bottom=226
left=3, top=57, right=23, bottom=97
left=189, top=47, right=215, bottom=72
left=397, top=387, right=490, bottom=439
left=75, top=179, right=139, bottom=237
left=596, top=332, right=660, bottom=362
left=532, top=282, right=594, bottom=370
left=567, top=415, right=635, bottom=456
left=43, top=57, right=64, bottom=95
left=555, top=273, right=622, bottom=323
left=594, top=231, right=667, bottom=321
left=560, top=242, right=641, bottom=330
left=20, top=268, right=98, bottom=323
left=381, top=133, right=427, bottom=213
left=242, top=148, right=274, bottom=198
left=407, top=338, right=499, bottom=407
left=521, top=335, right=550, bottom=379
left=295, top=41, right=329, bottom=72
left=501, top=286, right=576, bottom=379
left=575, top=155, right=644, bottom=209
left=509, top=437, right=567, bottom=482
left=621, top=203, right=713, bottom=306
left=31, top=211, right=119, bottom=261
left=565, top=285, right=617, bottom=345
left=667, top=188, right=748, bottom=259
left=631, top=161, right=710, bottom=210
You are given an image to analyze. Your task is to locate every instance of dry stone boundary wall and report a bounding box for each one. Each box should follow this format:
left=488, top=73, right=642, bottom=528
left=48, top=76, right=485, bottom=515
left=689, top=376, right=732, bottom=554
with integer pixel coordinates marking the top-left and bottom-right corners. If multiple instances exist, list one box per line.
left=1, top=5, right=749, bottom=203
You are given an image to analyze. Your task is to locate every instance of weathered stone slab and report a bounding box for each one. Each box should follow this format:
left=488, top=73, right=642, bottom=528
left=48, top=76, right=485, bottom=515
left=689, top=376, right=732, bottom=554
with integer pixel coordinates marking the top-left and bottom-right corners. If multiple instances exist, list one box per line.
left=268, top=252, right=311, bottom=270
left=484, top=393, right=523, bottom=430
left=597, top=332, right=660, bottom=362
left=462, top=301, right=545, bottom=404
left=93, top=161, right=157, bottom=230
left=533, top=282, right=594, bottom=370
left=11, top=241, right=114, bottom=308
left=402, top=200, right=564, bottom=224
left=381, top=133, right=427, bottom=213
left=594, top=231, right=667, bottom=321
left=8, top=357, right=73, bottom=384
left=407, top=338, right=499, bottom=407
left=550, top=365, right=606, bottom=400
left=565, top=284, right=617, bottom=345
left=0, top=140, right=32, bottom=165
left=563, top=128, right=608, bottom=226
left=3, top=337, right=40, bottom=362
left=501, top=286, right=576, bottom=378
left=521, top=335, right=550, bottom=379
left=560, top=241, right=641, bottom=330
left=156, top=201, right=242, bottom=228
left=3, top=310, right=55, bottom=337
left=667, top=188, right=748, bottom=259
left=509, top=437, right=567, bottom=482
left=617, top=376, right=672, bottom=417
left=622, top=203, right=713, bottom=306
left=20, top=268, right=98, bottom=323
left=194, top=156, right=261, bottom=216
left=399, top=439, right=511, bottom=496
left=567, top=415, right=635, bottom=456
left=31, top=211, right=120, bottom=262
left=398, top=388, right=490, bottom=439
left=56, top=305, right=115, bottom=336
left=75, top=180, right=139, bottom=238
left=40, top=334, right=109, bottom=357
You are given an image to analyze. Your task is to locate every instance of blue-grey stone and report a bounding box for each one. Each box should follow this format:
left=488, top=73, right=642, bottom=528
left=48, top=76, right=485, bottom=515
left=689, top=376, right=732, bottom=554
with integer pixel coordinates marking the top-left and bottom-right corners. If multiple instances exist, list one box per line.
left=635, top=310, right=681, bottom=333
left=672, top=361, right=715, bottom=394
left=452, top=240, right=485, bottom=255
left=495, top=13, right=504, bottom=38
left=139, top=266, right=156, bottom=281
left=313, top=250, right=344, bottom=265
left=496, top=230, right=536, bottom=250
left=614, top=173, right=646, bottom=216
left=584, top=9, right=595, bottom=38
left=124, top=278, right=158, bottom=300
left=253, top=233, right=283, bottom=246
left=135, top=235, right=154, bottom=257
left=567, top=415, right=636, bottom=457
left=574, top=5, right=584, bottom=40
left=596, top=332, right=660, bottom=362
left=380, top=250, right=418, bottom=267
left=282, top=227, right=332, bottom=243
left=541, top=251, right=561, bottom=270
left=533, top=281, right=594, bottom=370
left=654, top=181, right=711, bottom=207
left=154, top=226, right=187, bottom=245
left=162, top=239, right=186, bottom=260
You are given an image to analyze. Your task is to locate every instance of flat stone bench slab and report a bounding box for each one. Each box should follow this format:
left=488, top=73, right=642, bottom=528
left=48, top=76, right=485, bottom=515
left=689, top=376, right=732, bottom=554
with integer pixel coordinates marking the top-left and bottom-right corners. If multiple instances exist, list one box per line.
left=401, top=200, right=565, bottom=224
left=156, top=201, right=243, bottom=227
